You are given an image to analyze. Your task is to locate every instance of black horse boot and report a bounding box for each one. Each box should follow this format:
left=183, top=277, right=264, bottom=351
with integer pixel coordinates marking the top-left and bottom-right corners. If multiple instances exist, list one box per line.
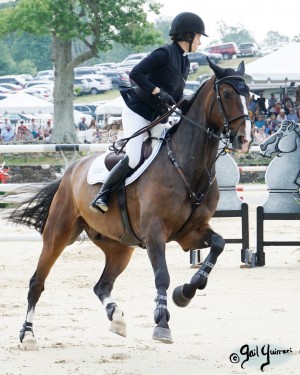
left=90, top=156, right=133, bottom=214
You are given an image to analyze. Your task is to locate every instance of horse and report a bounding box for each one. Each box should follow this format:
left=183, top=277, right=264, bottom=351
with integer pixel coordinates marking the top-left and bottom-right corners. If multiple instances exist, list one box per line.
left=259, top=119, right=300, bottom=192
left=259, top=120, right=300, bottom=158
left=8, top=59, right=252, bottom=349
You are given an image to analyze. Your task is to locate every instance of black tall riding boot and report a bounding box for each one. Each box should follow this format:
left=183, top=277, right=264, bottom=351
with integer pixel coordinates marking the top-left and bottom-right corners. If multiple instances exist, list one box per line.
left=90, top=156, right=133, bottom=213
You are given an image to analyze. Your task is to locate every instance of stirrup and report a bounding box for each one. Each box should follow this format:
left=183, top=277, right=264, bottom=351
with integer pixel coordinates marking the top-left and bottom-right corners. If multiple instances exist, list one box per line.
left=89, top=196, right=108, bottom=214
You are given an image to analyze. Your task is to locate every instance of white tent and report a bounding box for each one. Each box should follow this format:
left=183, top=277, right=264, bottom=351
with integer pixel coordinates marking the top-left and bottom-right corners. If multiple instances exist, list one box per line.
left=96, top=96, right=125, bottom=116
left=245, top=43, right=300, bottom=83
left=0, top=92, right=53, bottom=114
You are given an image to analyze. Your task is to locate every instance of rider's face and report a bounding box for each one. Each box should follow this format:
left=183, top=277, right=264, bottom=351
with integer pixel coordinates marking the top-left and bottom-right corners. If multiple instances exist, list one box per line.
left=191, top=33, right=202, bottom=52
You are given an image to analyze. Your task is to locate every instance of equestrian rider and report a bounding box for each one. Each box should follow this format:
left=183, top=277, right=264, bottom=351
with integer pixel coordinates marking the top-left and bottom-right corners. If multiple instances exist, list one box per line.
left=90, top=12, right=208, bottom=213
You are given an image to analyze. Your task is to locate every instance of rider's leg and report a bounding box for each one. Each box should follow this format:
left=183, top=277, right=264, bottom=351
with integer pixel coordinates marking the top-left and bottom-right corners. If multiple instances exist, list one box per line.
left=90, top=156, right=133, bottom=213
left=90, top=105, right=149, bottom=213
left=122, top=104, right=149, bottom=169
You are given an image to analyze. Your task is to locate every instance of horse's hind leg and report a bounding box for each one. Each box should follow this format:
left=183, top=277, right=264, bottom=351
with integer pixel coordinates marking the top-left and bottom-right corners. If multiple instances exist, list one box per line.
left=90, top=235, right=134, bottom=337
left=173, top=229, right=225, bottom=307
left=20, top=209, right=82, bottom=350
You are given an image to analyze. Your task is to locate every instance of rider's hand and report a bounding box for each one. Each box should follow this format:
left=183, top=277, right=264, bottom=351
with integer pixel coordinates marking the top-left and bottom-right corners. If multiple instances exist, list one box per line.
left=154, top=89, right=175, bottom=107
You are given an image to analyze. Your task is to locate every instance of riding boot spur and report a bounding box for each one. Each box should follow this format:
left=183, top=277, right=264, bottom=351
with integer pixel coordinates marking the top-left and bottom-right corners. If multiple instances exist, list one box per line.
left=90, top=156, right=133, bottom=214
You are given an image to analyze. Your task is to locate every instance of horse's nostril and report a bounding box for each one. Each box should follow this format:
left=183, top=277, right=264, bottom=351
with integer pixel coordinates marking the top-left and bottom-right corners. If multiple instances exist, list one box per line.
left=260, top=144, right=267, bottom=151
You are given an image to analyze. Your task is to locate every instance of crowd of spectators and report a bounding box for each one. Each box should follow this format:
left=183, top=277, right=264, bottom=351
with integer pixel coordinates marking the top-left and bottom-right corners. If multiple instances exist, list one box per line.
left=0, top=117, right=53, bottom=143
left=2, top=86, right=300, bottom=146
left=249, top=86, right=300, bottom=144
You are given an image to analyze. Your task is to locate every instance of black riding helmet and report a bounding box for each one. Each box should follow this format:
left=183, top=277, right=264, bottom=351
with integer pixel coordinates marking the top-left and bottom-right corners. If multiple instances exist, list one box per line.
left=169, top=12, right=208, bottom=40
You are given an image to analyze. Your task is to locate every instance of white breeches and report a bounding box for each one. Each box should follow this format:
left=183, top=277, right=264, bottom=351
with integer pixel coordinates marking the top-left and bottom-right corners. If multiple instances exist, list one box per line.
left=122, top=104, right=150, bottom=168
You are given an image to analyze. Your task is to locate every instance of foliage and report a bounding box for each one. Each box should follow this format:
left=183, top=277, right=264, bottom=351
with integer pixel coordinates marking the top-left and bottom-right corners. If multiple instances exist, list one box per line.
left=0, top=41, right=17, bottom=74
left=263, top=31, right=289, bottom=46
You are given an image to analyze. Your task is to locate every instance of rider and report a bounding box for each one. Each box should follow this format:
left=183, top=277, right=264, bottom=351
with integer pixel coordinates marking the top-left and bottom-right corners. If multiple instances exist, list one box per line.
left=90, top=12, right=208, bottom=213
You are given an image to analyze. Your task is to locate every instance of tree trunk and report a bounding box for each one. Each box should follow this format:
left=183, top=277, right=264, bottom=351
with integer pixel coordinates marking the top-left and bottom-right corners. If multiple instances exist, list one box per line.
left=52, top=36, right=78, bottom=144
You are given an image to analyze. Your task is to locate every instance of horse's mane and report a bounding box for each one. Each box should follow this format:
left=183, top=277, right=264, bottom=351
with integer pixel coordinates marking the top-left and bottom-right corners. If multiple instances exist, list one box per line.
left=181, top=78, right=211, bottom=115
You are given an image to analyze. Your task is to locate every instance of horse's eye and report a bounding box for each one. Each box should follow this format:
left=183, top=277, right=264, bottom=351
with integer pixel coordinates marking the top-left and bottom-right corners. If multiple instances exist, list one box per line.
left=277, top=132, right=283, bottom=138
left=223, top=90, right=231, bottom=99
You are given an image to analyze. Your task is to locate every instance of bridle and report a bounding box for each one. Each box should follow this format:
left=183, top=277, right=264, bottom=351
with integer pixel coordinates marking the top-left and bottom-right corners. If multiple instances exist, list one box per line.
left=213, top=75, right=252, bottom=144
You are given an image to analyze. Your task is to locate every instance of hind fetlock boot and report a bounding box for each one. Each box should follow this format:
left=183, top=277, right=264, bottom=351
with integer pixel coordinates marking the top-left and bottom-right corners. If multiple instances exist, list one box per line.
left=90, top=156, right=133, bottom=214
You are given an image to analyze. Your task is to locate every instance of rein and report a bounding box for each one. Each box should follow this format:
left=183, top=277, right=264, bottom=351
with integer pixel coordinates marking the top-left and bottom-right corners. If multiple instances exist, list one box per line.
left=109, top=99, right=185, bottom=154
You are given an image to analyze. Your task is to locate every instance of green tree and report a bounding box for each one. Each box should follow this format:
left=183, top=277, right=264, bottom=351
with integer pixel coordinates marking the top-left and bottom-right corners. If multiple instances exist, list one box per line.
left=0, top=0, right=162, bottom=143
left=263, top=31, right=290, bottom=46
left=216, top=21, right=255, bottom=45
left=0, top=41, right=17, bottom=75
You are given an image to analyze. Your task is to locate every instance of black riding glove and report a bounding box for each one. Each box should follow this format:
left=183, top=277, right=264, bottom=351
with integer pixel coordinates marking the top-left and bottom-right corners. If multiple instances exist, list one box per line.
left=154, top=89, right=175, bottom=107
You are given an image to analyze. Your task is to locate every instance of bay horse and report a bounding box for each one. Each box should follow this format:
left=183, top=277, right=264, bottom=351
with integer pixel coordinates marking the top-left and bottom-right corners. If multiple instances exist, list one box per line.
left=9, top=59, right=252, bottom=349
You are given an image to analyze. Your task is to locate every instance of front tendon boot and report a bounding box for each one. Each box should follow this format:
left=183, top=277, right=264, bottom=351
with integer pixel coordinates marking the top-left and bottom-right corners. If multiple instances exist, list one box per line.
left=90, top=156, right=133, bottom=214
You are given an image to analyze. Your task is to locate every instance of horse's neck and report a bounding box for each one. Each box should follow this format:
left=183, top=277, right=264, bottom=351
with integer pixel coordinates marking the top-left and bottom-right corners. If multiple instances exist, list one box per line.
left=171, top=118, right=219, bottom=180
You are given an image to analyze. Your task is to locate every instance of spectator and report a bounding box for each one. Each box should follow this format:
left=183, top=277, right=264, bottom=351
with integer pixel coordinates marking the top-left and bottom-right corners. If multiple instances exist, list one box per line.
left=43, top=128, right=52, bottom=142
left=281, top=92, right=293, bottom=107
left=255, top=114, right=266, bottom=129
left=295, top=85, right=300, bottom=107
left=256, top=92, right=267, bottom=114
left=16, top=121, right=28, bottom=141
left=253, top=126, right=268, bottom=144
left=268, top=93, right=277, bottom=109
left=267, top=113, right=278, bottom=130
left=276, top=108, right=287, bottom=124
left=274, top=101, right=282, bottom=116
left=286, top=107, right=299, bottom=122
left=283, top=99, right=294, bottom=114
left=248, top=94, right=257, bottom=113
left=0, top=123, right=15, bottom=142
left=23, top=128, right=34, bottom=141
left=77, top=117, right=88, bottom=131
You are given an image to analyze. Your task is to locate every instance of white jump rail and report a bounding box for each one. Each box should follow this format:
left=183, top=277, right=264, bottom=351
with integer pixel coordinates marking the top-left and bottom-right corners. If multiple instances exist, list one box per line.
left=0, top=143, right=109, bottom=153
left=0, top=143, right=264, bottom=241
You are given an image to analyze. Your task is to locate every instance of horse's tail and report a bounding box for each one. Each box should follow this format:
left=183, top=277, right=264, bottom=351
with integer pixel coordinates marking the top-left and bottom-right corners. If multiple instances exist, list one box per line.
left=7, top=179, right=62, bottom=234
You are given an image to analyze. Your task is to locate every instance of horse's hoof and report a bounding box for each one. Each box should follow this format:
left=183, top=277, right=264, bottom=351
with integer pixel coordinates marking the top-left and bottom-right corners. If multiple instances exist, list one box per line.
left=152, top=327, right=173, bottom=344
left=172, top=285, right=192, bottom=307
left=20, top=333, right=38, bottom=350
left=110, top=320, right=127, bottom=337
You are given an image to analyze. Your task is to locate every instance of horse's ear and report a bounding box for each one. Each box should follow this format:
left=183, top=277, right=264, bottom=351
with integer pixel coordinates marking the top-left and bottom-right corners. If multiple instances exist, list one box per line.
left=207, top=57, right=225, bottom=78
left=237, top=60, right=245, bottom=76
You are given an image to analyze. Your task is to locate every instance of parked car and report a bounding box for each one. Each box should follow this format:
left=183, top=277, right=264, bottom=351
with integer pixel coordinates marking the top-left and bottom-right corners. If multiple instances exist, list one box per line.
left=121, top=53, right=149, bottom=63
left=25, top=80, right=54, bottom=88
left=77, top=75, right=112, bottom=94
left=21, top=86, right=53, bottom=102
left=0, top=83, right=23, bottom=92
left=73, top=77, right=90, bottom=95
left=36, top=70, right=54, bottom=80
left=237, top=42, right=261, bottom=57
left=101, top=71, right=131, bottom=89
left=184, top=80, right=201, bottom=92
left=74, top=104, right=96, bottom=119
left=74, top=67, right=104, bottom=76
left=0, top=75, right=26, bottom=88
left=188, top=50, right=223, bottom=65
left=196, top=73, right=212, bottom=85
left=0, top=85, right=15, bottom=94
left=204, top=42, right=239, bottom=60
left=93, top=62, right=118, bottom=70
left=0, top=93, right=12, bottom=101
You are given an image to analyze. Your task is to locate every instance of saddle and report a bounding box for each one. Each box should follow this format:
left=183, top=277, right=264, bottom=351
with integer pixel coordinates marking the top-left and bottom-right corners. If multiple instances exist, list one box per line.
left=104, top=136, right=153, bottom=171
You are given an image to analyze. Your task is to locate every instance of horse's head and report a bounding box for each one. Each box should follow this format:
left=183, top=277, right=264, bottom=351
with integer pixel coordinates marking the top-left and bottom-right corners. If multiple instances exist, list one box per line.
left=207, top=58, right=252, bottom=153
left=260, top=120, right=300, bottom=157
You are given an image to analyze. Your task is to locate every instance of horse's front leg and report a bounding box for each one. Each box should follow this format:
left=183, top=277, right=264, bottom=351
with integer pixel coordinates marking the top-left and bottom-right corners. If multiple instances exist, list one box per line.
left=146, top=238, right=172, bottom=344
left=91, top=238, right=134, bottom=338
left=173, top=232, right=225, bottom=307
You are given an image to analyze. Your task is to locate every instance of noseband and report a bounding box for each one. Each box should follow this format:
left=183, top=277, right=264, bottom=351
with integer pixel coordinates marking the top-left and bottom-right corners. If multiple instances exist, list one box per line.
left=214, top=75, right=251, bottom=143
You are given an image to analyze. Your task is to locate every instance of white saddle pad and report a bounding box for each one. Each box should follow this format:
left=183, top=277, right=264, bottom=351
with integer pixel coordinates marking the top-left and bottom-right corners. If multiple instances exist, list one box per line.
left=87, top=126, right=168, bottom=186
